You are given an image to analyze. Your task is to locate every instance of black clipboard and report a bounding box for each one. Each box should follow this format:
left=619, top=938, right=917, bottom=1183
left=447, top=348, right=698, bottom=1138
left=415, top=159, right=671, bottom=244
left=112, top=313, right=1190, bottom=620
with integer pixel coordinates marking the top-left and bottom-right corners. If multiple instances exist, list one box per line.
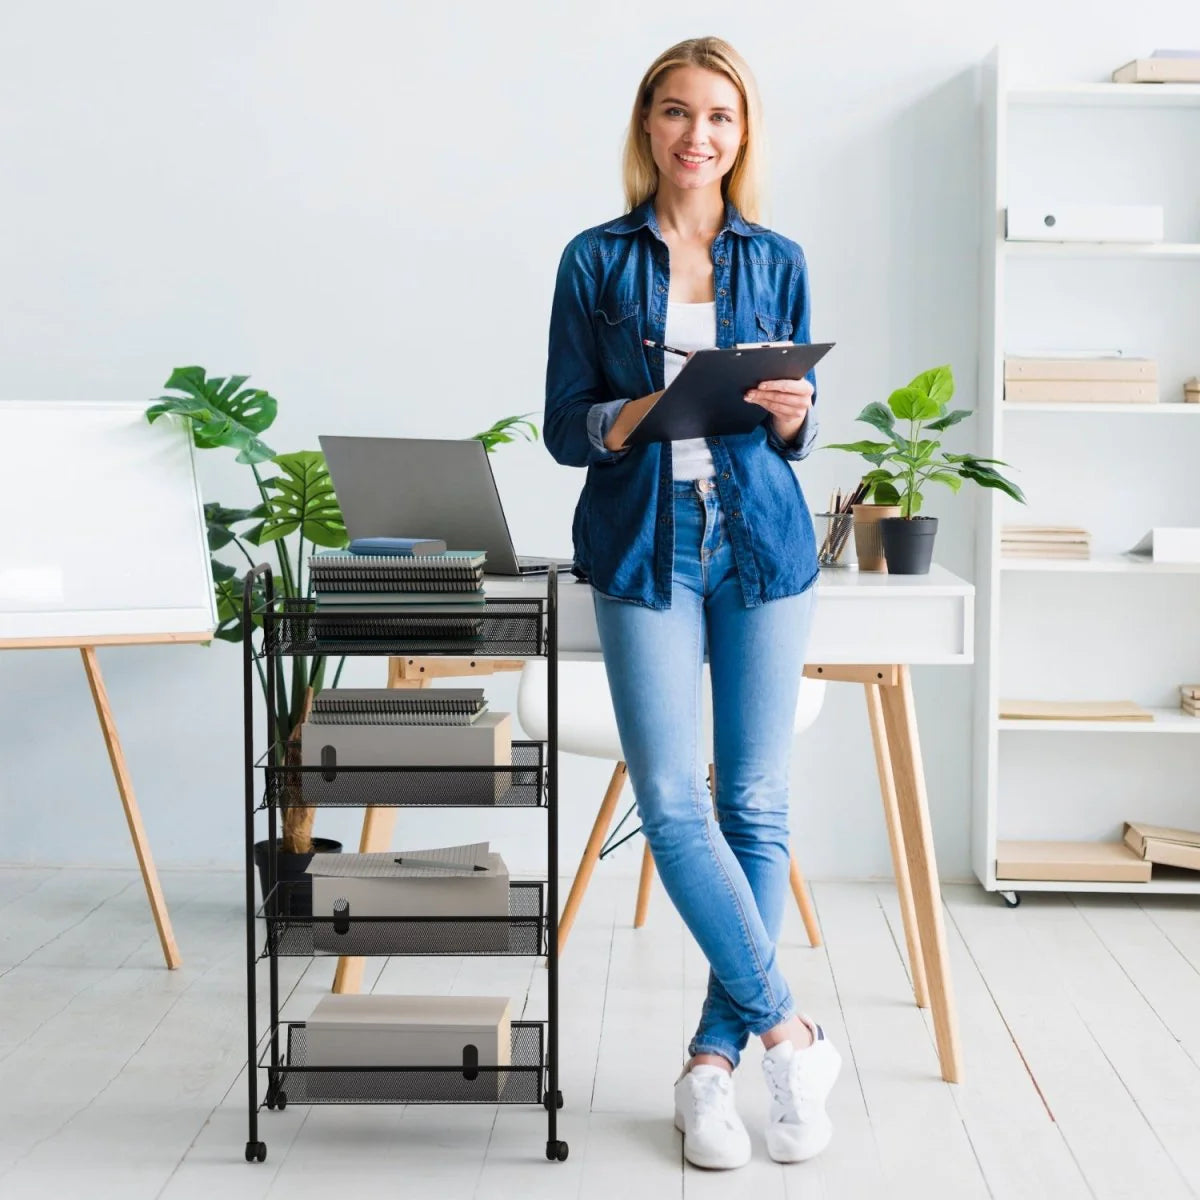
left=623, top=341, right=834, bottom=446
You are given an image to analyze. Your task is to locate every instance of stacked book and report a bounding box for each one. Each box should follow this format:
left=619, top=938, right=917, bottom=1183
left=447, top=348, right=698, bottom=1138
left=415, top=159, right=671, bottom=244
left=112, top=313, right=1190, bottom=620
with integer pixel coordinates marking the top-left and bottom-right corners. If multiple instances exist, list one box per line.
left=1001, top=525, right=1091, bottom=560
left=301, top=687, right=513, bottom=805
left=1113, top=50, right=1200, bottom=84
left=308, top=539, right=487, bottom=642
left=1004, top=354, right=1158, bottom=405
left=1180, top=683, right=1200, bottom=718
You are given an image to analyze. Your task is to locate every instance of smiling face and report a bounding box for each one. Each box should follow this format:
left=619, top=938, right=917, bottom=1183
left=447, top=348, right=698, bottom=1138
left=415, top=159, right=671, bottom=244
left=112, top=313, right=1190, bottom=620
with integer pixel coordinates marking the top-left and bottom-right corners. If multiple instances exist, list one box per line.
left=641, top=65, right=746, bottom=196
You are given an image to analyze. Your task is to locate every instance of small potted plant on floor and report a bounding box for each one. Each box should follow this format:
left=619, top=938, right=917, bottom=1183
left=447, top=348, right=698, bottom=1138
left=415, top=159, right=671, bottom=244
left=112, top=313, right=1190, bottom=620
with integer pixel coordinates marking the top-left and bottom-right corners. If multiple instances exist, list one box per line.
left=825, top=365, right=1025, bottom=574
left=145, top=367, right=539, bottom=910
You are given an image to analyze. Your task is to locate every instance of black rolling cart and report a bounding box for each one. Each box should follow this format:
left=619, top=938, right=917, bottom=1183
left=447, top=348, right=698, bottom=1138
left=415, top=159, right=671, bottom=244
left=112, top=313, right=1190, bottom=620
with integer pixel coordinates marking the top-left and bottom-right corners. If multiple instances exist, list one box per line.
left=241, top=564, right=566, bottom=1163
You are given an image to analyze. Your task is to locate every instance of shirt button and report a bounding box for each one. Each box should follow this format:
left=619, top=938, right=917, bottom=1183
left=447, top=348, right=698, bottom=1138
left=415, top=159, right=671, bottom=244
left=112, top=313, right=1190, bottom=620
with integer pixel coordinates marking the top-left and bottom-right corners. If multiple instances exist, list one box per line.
left=659, top=514, right=669, bottom=524
left=732, top=509, right=741, bottom=519
left=721, top=318, right=730, bottom=327
left=717, top=256, right=727, bottom=265
left=711, top=438, right=721, bottom=446
left=718, top=288, right=727, bottom=297
left=721, top=471, right=730, bottom=480
left=656, top=284, right=665, bottom=293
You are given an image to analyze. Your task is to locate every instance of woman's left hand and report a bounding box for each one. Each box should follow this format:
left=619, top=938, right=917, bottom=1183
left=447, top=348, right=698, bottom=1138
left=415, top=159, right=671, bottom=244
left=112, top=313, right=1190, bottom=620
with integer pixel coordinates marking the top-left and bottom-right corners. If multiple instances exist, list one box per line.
left=744, top=378, right=814, bottom=442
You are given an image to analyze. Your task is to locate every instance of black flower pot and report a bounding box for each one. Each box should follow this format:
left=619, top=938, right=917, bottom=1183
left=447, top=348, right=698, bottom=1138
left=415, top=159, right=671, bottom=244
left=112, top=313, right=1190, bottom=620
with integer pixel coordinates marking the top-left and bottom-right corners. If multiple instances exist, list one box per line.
left=253, top=837, right=343, bottom=918
left=880, top=516, right=938, bottom=575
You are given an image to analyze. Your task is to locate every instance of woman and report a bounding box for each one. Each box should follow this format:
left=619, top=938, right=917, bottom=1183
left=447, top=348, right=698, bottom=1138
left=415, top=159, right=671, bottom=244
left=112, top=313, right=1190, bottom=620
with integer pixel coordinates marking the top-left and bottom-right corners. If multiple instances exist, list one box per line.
left=544, top=37, right=840, bottom=1170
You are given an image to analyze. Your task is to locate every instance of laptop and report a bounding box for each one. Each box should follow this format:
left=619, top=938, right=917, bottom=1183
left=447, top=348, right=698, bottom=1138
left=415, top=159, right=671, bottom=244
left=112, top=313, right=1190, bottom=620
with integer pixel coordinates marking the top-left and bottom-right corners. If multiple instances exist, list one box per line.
left=319, top=435, right=566, bottom=576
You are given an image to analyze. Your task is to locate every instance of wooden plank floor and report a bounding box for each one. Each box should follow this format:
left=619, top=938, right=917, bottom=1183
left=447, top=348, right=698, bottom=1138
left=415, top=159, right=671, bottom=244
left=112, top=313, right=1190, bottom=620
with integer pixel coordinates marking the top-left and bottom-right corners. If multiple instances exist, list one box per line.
left=0, top=865, right=1197, bottom=1199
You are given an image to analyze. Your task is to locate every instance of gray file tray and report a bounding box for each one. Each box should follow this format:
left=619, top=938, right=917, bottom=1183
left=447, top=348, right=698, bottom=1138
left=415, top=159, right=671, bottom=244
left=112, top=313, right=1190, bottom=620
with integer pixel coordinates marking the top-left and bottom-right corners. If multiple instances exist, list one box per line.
left=624, top=341, right=834, bottom=445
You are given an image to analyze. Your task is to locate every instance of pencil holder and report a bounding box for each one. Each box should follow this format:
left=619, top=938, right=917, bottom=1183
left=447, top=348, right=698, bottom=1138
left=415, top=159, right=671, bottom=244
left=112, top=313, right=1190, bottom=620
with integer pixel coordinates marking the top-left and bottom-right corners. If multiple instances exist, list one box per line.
left=815, top=512, right=854, bottom=567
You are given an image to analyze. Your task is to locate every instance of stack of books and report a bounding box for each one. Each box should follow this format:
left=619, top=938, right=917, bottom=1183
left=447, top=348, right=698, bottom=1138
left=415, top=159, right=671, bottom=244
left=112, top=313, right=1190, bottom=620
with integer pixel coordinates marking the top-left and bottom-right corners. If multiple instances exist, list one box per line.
left=1004, top=354, right=1158, bottom=405
left=1001, top=525, right=1091, bottom=560
left=1180, top=683, right=1200, bottom=718
left=1113, top=50, right=1200, bottom=84
left=1185, top=377, right=1199, bottom=404
left=308, top=542, right=487, bottom=641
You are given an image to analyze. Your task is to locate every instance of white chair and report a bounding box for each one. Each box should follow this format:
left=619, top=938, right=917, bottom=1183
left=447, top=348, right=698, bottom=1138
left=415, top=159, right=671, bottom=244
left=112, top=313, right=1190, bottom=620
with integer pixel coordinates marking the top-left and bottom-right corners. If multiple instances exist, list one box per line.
left=518, top=660, right=826, bottom=956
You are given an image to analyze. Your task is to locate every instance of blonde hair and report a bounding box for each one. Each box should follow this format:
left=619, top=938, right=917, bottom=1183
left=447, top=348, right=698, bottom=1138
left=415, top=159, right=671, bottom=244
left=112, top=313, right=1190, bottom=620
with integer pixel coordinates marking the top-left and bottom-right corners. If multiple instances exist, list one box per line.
left=622, top=37, right=766, bottom=222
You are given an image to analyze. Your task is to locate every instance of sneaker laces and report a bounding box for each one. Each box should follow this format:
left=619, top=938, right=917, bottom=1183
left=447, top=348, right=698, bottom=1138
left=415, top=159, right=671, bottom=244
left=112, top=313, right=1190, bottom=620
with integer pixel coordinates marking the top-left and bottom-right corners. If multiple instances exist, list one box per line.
left=764, top=1048, right=816, bottom=1121
left=689, top=1069, right=738, bottom=1128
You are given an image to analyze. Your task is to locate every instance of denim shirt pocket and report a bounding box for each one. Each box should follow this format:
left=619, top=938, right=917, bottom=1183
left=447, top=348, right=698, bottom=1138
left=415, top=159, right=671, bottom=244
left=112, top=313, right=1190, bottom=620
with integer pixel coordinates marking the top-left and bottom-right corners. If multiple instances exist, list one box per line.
left=593, top=300, right=642, bottom=368
left=754, top=310, right=794, bottom=342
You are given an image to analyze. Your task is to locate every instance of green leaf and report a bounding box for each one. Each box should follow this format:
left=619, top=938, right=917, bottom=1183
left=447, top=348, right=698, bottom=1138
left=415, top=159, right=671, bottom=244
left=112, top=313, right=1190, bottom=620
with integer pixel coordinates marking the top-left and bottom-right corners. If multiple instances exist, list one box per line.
left=473, top=413, right=540, bottom=451
left=959, top=463, right=1027, bottom=504
left=925, top=408, right=973, bottom=433
left=205, top=501, right=267, bottom=552
left=824, top=439, right=896, bottom=456
left=258, top=451, right=348, bottom=548
left=943, top=452, right=1009, bottom=466
left=927, top=470, right=963, bottom=492
left=211, top=558, right=237, bottom=582
left=870, top=479, right=902, bottom=505
left=913, top=439, right=941, bottom=463
left=907, top=364, right=954, bottom=409
left=146, top=366, right=278, bottom=464
left=213, top=570, right=267, bottom=642
left=888, top=387, right=941, bottom=422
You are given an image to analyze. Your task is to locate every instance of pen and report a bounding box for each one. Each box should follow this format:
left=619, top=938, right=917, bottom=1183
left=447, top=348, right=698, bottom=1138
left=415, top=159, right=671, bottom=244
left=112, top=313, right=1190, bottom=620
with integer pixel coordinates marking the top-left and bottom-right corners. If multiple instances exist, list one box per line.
left=642, top=338, right=691, bottom=359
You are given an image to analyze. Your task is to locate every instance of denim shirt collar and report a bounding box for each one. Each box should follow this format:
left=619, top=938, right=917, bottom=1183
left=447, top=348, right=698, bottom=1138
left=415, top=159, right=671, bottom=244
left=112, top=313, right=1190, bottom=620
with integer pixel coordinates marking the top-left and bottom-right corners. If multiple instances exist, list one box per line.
left=603, top=196, right=757, bottom=241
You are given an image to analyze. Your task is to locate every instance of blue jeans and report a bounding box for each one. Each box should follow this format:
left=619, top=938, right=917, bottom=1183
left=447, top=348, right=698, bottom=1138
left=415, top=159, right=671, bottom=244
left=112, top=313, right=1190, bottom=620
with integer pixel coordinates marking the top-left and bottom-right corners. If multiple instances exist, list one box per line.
left=592, top=477, right=816, bottom=1069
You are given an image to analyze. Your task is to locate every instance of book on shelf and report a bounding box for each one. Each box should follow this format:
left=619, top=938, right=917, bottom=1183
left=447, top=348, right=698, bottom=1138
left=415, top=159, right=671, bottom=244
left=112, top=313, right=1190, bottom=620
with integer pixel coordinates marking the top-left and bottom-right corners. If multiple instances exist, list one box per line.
left=1001, top=525, right=1090, bottom=559
left=1004, top=356, right=1156, bottom=383
left=996, top=840, right=1152, bottom=883
left=1113, top=55, right=1200, bottom=84
left=1122, top=822, right=1200, bottom=872
left=998, top=699, right=1154, bottom=722
left=1004, top=380, right=1158, bottom=404
left=1185, top=378, right=1200, bottom=404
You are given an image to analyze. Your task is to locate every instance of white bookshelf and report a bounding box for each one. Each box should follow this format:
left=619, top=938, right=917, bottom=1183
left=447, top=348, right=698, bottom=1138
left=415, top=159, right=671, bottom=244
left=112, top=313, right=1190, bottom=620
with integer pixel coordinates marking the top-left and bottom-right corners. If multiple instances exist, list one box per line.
left=974, top=50, right=1200, bottom=903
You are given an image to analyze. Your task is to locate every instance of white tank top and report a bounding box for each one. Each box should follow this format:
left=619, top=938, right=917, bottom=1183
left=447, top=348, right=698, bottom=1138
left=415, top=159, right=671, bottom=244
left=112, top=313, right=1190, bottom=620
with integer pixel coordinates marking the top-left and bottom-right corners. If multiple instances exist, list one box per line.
left=664, top=300, right=717, bottom=481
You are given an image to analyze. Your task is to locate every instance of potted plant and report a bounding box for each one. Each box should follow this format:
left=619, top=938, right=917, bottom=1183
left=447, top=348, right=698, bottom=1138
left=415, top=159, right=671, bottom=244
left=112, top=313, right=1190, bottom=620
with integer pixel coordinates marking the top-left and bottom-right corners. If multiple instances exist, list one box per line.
left=144, top=366, right=539, bottom=910
left=825, top=365, right=1025, bottom=574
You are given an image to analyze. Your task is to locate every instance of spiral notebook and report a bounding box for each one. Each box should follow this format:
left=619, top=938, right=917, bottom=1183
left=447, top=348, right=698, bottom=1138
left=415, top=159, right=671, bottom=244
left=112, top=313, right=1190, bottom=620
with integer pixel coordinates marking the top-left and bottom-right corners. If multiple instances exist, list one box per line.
left=310, top=687, right=487, bottom=726
left=310, top=550, right=487, bottom=584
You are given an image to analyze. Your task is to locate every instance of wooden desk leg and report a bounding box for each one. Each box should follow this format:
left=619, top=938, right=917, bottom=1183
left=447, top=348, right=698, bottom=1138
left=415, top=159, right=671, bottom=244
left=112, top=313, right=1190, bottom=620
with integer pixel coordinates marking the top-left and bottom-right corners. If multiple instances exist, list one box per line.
left=80, top=647, right=181, bottom=970
left=332, top=657, right=418, bottom=994
left=864, top=682, right=927, bottom=1009
left=879, top=666, right=962, bottom=1083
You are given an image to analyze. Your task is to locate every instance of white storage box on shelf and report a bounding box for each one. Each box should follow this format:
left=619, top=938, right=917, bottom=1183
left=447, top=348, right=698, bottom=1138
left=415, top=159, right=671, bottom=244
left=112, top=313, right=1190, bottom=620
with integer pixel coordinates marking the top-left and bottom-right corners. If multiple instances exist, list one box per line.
left=1005, top=203, right=1164, bottom=243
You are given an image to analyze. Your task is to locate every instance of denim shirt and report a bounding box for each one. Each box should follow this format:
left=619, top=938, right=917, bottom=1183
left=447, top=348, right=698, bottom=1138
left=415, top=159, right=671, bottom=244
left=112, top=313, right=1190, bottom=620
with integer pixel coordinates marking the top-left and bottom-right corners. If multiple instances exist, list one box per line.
left=544, top=197, right=820, bottom=610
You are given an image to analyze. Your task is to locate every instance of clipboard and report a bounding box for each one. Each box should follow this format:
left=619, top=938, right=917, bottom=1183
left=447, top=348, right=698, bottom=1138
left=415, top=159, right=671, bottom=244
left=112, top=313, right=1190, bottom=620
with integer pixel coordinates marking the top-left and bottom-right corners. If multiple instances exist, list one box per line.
left=623, top=341, right=835, bottom=446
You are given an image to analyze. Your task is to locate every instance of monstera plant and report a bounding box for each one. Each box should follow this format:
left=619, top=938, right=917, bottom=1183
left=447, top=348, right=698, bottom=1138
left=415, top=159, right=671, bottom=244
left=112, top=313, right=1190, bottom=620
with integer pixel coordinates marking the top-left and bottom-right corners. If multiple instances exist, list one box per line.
left=145, top=366, right=538, bottom=854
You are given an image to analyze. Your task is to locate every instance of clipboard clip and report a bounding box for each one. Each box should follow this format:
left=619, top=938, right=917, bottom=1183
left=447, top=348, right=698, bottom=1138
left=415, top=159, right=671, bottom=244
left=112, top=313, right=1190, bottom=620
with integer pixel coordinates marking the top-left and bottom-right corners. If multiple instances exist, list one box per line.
left=733, top=340, right=794, bottom=350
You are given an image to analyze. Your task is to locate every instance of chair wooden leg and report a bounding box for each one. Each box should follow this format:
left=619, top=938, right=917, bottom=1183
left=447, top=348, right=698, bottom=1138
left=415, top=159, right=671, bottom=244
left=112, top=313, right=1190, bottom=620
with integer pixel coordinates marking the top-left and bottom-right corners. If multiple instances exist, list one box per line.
left=788, top=854, right=822, bottom=948
left=557, top=762, right=627, bottom=957
left=634, top=841, right=655, bottom=928
left=866, top=680, right=928, bottom=1009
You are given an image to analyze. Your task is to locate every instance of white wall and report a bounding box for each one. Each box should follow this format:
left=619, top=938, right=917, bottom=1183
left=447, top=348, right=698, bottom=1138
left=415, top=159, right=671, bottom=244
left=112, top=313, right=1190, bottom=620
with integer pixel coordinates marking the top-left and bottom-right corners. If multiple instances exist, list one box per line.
left=1, top=1, right=1194, bottom=880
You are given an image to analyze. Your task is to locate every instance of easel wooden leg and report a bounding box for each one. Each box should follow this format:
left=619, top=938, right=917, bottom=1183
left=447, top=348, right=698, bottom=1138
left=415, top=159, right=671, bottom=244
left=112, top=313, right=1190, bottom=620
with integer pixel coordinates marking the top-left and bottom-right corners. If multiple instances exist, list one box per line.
left=864, top=682, right=927, bottom=1009
left=878, top=666, right=961, bottom=1083
left=558, top=762, right=626, bottom=957
left=80, top=646, right=180, bottom=970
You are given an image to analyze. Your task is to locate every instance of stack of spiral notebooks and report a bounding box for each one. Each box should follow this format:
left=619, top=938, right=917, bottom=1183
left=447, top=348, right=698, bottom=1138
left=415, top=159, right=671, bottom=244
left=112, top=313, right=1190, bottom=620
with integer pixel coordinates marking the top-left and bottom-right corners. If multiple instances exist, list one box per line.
left=308, top=548, right=488, bottom=642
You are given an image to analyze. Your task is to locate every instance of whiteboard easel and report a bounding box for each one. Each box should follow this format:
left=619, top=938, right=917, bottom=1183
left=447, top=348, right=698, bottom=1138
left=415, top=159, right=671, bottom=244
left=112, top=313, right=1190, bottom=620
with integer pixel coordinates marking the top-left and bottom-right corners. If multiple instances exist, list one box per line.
left=0, top=402, right=219, bottom=969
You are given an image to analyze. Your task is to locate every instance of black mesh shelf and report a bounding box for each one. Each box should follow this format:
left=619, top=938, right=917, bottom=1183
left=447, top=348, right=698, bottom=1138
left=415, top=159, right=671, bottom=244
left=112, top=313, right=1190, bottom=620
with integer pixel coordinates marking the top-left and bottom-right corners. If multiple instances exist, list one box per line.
left=259, top=880, right=545, bottom=956
left=260, top=597, right=546, bottom=658
left=262, top=740, right=545, bottom=808
left=266, top=1020, right=544, bottom=1105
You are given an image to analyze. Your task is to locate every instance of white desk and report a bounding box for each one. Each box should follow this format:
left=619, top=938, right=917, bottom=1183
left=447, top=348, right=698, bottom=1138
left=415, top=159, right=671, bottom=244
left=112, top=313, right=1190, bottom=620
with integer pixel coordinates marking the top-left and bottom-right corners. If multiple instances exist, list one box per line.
left=338, top=564, right=975, bottom=1084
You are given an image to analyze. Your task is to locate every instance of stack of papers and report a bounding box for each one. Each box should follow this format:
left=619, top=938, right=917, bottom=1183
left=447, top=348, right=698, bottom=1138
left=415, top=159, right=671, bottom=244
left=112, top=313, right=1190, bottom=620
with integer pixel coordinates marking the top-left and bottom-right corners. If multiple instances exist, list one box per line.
left=1180, top=684, right=1200, bottom=718
left=1002, top=525, right=1091, bottom=559
left=999, top=699, right=1154, bottom=722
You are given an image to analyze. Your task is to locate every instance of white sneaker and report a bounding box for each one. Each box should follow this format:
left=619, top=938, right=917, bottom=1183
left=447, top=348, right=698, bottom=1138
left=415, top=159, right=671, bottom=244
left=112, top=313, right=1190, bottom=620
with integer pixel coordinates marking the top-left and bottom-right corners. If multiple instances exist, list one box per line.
left=760, top=1019, right=842, bottom=1163
left=673, top=1063, right=752, bottom=1169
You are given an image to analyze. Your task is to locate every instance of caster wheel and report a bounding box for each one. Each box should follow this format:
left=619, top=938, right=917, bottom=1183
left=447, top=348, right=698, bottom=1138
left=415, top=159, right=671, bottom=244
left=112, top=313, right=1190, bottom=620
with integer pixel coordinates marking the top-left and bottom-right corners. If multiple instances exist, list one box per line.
left=1000, top=890, right=1021, bottom=908
left=275, top=1091, right=288, bottom=1111
left=265, top=1092, right=277, bottom=1111
left=545, top=1139, right=569, bottom=1161
left=543, top=1089, right=563, bottom=1110
left=245, top=1141, right=267, bottom=1163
